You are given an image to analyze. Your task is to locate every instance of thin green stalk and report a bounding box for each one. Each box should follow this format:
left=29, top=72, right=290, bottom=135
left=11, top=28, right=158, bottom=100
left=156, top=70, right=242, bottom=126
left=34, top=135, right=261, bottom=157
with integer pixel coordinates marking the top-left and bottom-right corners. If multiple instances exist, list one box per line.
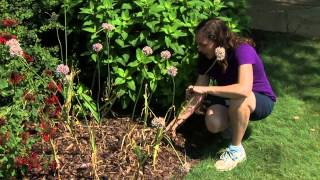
left=18, top=57, right=46, bottom=85
left=64, top=1, right=68, bottom=65
left=143, top=84, right=149, bottom=127
left=171, top=77, right=175, bottom=112
left=107, top=35, right=111, bottom=98
left=131, top=77, right=144, bottom=121
left=96, top=53, right=101, bottom=121
left=56, top=27, right=63, bottom=61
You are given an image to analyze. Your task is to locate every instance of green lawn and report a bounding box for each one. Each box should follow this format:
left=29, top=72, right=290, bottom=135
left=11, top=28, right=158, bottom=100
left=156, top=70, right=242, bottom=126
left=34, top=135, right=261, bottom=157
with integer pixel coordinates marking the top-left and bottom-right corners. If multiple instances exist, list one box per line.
left=185, top=32, right=320, bottom=180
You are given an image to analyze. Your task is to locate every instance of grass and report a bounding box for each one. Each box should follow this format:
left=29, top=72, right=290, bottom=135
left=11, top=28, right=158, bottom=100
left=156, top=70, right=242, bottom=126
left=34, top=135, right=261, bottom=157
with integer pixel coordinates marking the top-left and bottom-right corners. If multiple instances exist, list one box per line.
left=185, top=32, right=320, bottom=180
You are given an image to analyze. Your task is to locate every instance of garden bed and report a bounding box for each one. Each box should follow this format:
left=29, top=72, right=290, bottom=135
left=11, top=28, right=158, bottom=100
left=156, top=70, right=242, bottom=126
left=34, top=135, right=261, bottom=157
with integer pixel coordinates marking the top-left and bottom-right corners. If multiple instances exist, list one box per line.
left=26, top=117, right=211, bottom=179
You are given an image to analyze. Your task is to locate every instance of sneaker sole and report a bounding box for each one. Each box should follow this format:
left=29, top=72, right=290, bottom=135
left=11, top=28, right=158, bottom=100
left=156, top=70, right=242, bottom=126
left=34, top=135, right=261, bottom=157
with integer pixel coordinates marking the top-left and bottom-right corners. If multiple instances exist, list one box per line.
left=215, top=157, right=247, bottom=172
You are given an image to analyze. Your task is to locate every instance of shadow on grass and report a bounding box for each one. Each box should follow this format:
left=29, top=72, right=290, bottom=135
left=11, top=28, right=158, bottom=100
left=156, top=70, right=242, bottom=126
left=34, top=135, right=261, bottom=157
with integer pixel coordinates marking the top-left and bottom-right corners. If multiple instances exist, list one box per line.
left=252, top=30, right=320, bottom=109
left=177, top=114, right=253, bottom=160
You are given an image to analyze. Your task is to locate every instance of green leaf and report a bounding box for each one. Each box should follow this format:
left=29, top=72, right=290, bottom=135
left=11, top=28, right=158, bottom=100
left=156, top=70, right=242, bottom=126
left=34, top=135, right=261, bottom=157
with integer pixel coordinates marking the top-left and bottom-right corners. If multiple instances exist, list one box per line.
left=165, top=36, right=171, bottom=48
left=115, top=68, right=125, bottom=77
left=0, top=79, right=8, bottom=89
left=150, top=80, right=157, bottom=92
left=117, top=89, right=126, bottom=97
left=115, top=39, right=125, bottom=47
left=79, top=7, right=93, bottom=14
left=91, top=54, right=97, bottom=62
left=121, top=3, right=132, bottom=9
left=115, top=77, right=126, bottom=85
left=121, top=31, right=128, bottom=40
left=136, top=49, right=144, bottom=61
left=128, top=80, right=136, bottom=91
left=82, top=27, right=96, bottom=33
left=128, top=90, right=136, bottom=101
left=128, top=61, right=140, bottom=67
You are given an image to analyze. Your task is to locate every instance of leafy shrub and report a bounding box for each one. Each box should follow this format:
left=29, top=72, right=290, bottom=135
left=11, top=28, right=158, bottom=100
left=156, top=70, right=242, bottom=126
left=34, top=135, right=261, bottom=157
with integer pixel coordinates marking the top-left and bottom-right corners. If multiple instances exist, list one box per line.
left=77, top=0, right=250, bottom=111
left=0, top=0, right=65, bottom=177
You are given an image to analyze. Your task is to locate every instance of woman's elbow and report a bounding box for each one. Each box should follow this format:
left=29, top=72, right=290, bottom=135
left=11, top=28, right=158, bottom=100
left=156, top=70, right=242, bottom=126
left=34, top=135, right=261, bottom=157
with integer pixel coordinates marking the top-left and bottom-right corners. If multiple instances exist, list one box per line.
left=239, top=87, right=252, bottom=98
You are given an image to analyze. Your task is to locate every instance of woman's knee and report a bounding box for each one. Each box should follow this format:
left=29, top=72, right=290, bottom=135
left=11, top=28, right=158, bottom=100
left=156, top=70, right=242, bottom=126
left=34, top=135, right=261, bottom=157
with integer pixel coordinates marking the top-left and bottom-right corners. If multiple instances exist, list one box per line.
left=228, top=93, right=256, bottom=114
left=205, top=105, right=228, bottom=133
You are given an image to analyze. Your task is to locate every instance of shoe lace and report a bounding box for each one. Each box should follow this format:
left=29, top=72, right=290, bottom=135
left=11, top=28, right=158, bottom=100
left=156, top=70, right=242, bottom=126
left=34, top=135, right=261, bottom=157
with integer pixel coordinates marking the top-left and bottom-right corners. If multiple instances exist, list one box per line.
left=220, top=148, right=238, bottom=161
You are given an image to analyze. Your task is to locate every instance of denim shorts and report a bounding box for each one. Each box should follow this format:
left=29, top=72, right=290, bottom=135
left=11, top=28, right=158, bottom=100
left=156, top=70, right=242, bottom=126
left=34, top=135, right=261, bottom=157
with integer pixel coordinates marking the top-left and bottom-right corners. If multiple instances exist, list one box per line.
left=203, top=92, right=274, bottom=121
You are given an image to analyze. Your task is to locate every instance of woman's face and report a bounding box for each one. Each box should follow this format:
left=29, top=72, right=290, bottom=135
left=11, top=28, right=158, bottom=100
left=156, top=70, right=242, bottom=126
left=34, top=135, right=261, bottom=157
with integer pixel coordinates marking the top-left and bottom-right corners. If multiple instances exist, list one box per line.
left=196, top=34, right=216, bottom=60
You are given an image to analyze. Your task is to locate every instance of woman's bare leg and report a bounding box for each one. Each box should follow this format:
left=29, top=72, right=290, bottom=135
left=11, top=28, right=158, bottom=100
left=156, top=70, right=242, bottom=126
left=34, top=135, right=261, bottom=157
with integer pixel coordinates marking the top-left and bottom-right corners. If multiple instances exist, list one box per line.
left=228, top=92, right=256, bottom=146
left=205, top=104, right=229, bottom=133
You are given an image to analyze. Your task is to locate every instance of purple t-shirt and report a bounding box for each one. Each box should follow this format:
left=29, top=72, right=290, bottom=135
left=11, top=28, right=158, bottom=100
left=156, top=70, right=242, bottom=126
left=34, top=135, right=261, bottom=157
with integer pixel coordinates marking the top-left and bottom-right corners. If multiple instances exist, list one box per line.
left=198, top=44, right=276, bottom=101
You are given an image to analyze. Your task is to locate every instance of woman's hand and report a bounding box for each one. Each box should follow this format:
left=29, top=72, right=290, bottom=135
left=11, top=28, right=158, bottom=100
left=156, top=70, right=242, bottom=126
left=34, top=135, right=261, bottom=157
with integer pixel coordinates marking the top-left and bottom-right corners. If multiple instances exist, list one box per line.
left=187, top=85, right=208, bottom=95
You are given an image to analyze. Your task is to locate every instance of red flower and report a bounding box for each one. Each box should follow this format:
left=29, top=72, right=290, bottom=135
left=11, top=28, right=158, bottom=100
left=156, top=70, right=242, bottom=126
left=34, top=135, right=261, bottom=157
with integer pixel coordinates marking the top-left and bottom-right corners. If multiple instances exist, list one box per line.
left=0, top=36, right=6, bottom=44
left=49, top=161, right=57, bottom=170
left=42, top=134, right=50, bottom=142
left=43, top=69, right=53, bottom=76
left=0, top=117, right=5, bottom=127
left=15, top=157, right=28, bottom=167
left=51, top=106, right=62, bottom=118
left=45, top=94, right=59, bottom=105
left=48, top=81, right=62, bottom=93
left=1, top=18, right=18, bottom=27
left=21, top=51, right=33, bottom=62
left=23, top=91, right=36, bottom=102
left=9, top=72, right=24, bottom=85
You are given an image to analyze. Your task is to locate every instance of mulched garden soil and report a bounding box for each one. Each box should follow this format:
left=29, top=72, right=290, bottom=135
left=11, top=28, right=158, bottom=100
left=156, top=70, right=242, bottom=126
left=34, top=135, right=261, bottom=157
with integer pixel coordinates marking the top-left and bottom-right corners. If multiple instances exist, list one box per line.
left=26, top=116, right=223, bottom=179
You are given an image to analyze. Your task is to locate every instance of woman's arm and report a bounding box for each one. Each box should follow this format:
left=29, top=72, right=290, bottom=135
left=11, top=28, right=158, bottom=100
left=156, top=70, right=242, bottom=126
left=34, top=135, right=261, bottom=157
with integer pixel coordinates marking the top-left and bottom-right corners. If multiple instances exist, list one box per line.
left=191, top=64, right=253, bottom=99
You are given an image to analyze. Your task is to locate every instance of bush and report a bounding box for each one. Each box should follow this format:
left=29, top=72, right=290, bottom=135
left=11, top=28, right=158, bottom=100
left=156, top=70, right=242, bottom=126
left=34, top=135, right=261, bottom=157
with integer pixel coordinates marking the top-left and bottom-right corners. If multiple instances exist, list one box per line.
left=76, top=0, right=251, bottom=111
left=0, top=0, right=64, bottom=177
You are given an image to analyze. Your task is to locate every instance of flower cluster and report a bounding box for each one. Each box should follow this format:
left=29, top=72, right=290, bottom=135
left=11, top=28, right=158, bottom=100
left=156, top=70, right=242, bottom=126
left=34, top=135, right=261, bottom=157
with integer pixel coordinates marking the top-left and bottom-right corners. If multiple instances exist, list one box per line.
left=142, top=46, right=153, bottom=56
left=215, top=46, right=225, bottom=61
left=40, top=120, right=57, bottom=142
left=56, top=64, right=69, bottom=75
left=9, top=71, right=24, bottom=85
left=1, top=18, right=18, bottom=27
left=167, top=66, right=178, bottom=77
left=102, top=23, right=115, bottom=32
left=151, top=116, right=166, bottom=128
left=92, top=43, right=103, bottom=52
left=23, top=91, right=36, bottom=102
left=160, top=50, right=171, bottom=60
left=5, top=38, right=23, bottom=57
left=15, top=152, right=41, bottom=172
left=48, top=81, right=62, bottom=93
left=1, top=32, right=33, bottom=62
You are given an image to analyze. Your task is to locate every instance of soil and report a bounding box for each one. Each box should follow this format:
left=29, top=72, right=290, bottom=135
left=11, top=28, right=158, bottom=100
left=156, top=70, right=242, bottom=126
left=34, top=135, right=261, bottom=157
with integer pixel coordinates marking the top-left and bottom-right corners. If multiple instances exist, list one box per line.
left=25, top=115, right=223, bottom=179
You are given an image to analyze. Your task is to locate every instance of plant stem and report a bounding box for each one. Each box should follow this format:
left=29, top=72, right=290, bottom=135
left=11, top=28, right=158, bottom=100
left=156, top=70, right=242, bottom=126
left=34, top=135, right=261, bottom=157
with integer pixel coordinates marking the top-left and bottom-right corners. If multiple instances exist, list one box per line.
left=131, top=77, right=144, bottom=121
left=64, top=1, right=68, bottom=65
left=56, top=27, right=63, bottom=61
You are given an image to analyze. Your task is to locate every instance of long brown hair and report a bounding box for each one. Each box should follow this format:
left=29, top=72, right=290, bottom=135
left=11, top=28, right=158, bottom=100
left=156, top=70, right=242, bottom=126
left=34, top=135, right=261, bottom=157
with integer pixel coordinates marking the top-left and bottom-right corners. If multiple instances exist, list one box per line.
left=195, top=18, right=255, bottom=73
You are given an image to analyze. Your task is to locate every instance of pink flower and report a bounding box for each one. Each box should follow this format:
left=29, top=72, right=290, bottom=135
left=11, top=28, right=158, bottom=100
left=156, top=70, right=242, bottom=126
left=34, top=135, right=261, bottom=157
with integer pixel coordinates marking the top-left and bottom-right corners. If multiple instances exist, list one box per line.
left=92, top=43, right=103, bottom=52
left=9, top=45, right=23, bottom=57
left=101, top=23, right=115, bottom=32
left=142, top=46, right=153, bottom=56
left=160, top=50, right=171, bottom=60
left=5, top=39, right=23, bottom=57
left=5, top=38, right=20, bottom=47
left=56, top=64, right=69, bottom=75
left=167, top=66, right=178, bottom=77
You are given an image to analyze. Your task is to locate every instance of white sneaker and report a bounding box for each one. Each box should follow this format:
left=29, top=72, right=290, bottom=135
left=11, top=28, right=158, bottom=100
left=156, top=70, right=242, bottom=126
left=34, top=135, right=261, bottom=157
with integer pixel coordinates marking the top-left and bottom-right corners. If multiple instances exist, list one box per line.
left=214, top=146, right=246, bottom=171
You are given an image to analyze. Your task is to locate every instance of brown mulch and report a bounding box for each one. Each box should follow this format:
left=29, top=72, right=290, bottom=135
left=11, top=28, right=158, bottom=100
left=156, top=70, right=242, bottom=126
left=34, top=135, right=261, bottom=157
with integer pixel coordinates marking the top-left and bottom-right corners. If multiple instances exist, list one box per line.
left=27, top=117, right=211, bottom=179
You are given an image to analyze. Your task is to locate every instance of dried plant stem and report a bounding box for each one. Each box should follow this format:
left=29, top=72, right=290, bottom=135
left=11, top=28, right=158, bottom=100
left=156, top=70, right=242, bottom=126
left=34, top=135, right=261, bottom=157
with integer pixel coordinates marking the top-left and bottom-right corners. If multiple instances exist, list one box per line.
left=50, top=139, right=61, bottom=180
